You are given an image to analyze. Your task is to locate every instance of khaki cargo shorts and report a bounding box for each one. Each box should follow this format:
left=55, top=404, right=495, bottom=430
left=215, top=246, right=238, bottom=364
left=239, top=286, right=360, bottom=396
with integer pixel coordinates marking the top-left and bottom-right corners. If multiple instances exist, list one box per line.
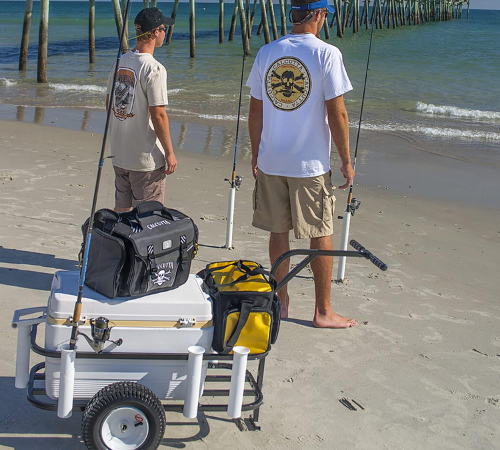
left=114, top=165, right=166, bottom=208
left=252, top=168, right=336, bottom=239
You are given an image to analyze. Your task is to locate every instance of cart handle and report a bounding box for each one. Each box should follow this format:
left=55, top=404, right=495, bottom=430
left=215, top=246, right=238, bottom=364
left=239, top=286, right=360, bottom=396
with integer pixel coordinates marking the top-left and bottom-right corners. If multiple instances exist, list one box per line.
left=11, top=307, right=47, bottom=329
left=271, top=240, right=387, bottom=292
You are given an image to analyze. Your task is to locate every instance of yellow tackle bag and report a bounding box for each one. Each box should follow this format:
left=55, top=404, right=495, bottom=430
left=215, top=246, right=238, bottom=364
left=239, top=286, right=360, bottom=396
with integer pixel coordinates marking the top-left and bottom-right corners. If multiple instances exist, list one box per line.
left=198, top=260, right=281, bottom=354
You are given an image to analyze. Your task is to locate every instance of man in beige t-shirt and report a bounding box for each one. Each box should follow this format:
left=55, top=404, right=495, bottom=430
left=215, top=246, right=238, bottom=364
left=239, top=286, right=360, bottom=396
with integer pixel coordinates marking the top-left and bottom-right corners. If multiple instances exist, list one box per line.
left=107, top=7, right=177, bottom=212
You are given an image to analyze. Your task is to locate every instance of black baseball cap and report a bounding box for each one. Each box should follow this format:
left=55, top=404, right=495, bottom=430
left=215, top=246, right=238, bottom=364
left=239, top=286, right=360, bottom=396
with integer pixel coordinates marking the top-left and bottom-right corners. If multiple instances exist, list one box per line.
left=134, top=7, right=174, bottom=32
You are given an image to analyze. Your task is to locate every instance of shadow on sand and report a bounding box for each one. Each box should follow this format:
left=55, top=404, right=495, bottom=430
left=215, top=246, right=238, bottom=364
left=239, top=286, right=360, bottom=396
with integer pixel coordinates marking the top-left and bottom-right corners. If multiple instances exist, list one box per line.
left=0, top=374, right=218, bottom=449
left=0, top=247, right=78, bottom=291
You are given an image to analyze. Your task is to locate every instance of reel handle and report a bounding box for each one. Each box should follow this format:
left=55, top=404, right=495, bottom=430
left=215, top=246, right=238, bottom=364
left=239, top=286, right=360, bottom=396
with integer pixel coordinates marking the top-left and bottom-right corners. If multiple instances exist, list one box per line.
left=350, top=240, right=388, bottom=271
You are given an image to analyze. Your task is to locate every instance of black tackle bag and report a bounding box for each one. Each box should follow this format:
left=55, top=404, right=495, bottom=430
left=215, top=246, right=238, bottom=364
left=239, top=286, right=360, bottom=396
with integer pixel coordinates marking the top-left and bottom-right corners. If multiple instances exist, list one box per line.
left=81, top=201, right=198, bottom=298
left=197, top=260, right=281, bottom=355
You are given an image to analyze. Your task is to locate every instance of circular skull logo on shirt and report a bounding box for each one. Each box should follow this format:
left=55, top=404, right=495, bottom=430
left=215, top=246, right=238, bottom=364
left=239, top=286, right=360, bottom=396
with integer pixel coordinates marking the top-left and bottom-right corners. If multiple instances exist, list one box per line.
left=265, top=57, right=311, bottom=111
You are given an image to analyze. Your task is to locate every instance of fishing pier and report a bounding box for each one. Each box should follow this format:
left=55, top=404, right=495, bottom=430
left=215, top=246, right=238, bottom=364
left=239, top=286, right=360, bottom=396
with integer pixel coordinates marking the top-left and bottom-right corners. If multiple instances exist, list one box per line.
left=18, top=0, right=471, bottom=82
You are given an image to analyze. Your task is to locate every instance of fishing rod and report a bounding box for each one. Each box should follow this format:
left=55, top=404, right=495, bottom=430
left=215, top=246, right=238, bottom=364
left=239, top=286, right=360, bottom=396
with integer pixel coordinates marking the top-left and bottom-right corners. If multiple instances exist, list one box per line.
left=336, top=14, right=376, bottom=282
left=69, top=0, right=132, bottom=350
left=224, top=51, right=246, bottom=249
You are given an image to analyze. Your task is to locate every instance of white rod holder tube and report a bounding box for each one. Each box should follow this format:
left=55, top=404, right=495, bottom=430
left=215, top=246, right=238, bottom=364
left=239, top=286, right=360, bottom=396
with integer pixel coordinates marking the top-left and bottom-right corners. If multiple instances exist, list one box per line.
left=227, top=346, right=250, bottom=418
left=183, top=345, right=205, bottom=419
left=336, top=211, right=351, bottom=281
left=15, top=324, right=32, bottom=389
left=225, top=186, right=236, bottom=249
left=57, top=345, right=76, bottom=419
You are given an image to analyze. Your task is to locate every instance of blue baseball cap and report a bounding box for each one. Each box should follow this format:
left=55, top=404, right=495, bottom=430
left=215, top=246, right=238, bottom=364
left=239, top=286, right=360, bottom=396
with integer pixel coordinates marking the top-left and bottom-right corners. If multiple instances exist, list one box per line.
left=291, top=0, right=335, bottom=14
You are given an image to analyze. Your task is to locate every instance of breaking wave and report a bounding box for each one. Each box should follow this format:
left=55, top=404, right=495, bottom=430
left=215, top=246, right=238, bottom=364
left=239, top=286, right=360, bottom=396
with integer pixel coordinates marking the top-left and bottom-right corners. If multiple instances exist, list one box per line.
left=358, top=122, right=500, bottom=141
left=1, top=78, right=16, bottom=86
left=198, top=113, right=245, bottom=121
left=416, top=102, right=500, bottom=120
left=49, top=83, right=106, bottom=93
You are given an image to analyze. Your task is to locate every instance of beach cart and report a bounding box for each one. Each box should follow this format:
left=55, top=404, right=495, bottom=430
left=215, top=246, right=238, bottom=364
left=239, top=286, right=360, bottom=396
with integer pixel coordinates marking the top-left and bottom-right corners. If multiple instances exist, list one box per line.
left=11, top=242, right=386, bottom=450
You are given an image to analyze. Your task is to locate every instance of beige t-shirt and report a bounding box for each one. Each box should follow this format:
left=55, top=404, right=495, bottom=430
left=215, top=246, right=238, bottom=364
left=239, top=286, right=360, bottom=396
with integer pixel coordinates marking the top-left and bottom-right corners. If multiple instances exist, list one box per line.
left=107, top=51, right=168, bottom=171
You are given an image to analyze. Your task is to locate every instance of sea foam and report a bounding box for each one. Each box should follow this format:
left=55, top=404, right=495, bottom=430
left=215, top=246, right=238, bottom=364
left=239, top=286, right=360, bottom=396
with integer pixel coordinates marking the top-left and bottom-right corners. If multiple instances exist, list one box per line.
left=358, top=122, right=500, bottom=141
left=416, top=102, right=500, bottom=120
left=49, top=83, right=106, bottom=93
left=1, top=78, right=16, bottom=86
left=198, top=113, right=245, bottom=121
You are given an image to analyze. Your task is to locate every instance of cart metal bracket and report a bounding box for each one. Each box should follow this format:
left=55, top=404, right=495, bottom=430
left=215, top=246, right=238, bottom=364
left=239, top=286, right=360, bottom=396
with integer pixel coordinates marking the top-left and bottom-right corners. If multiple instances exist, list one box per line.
left=11, top=306, right=47, bottom=329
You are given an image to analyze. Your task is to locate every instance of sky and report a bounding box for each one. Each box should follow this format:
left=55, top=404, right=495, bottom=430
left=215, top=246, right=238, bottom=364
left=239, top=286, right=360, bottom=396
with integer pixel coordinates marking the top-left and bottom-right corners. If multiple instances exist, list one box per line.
left=3, top=0, right=499, bottom=9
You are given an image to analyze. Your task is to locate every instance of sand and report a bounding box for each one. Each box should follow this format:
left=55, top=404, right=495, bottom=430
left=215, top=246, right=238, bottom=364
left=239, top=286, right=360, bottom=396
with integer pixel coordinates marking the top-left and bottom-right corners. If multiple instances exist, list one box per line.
left=0, top=118, right=499, bottom=449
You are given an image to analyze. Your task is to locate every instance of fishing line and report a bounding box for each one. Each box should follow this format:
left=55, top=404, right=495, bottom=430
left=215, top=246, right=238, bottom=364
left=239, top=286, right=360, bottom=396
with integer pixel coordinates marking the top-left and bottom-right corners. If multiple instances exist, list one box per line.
left=337, top=14, right=376, bottom=281
left=70, top=0, right=132, bottom=350
left=224, top=51, right=246, bottom=249
left=346, top=14, right=376, bottom=212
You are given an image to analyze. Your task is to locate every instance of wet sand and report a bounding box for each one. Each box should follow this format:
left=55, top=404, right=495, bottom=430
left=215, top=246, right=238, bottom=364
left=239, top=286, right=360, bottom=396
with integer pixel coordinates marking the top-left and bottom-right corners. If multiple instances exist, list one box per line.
left=0, top=119, right=499, bottom=449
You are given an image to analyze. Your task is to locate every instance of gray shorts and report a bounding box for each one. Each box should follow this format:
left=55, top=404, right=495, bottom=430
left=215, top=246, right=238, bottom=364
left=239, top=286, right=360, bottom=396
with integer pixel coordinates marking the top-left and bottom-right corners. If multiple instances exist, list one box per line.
left=113, top=165, right=166, bottom=208
left=252, top=169, right=336, bottom=239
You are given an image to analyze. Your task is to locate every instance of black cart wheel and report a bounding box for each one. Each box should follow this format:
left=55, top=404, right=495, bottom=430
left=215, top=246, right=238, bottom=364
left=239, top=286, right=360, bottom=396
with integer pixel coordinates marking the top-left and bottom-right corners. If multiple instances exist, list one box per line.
left=81, top=382, right=165, bottom=450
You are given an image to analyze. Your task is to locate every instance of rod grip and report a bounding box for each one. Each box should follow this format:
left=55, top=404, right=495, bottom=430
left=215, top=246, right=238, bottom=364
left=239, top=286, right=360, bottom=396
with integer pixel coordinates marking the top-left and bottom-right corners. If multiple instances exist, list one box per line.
left=350, top=240, right=388, bottom=271
left=73, top=303, right=83, bottom=323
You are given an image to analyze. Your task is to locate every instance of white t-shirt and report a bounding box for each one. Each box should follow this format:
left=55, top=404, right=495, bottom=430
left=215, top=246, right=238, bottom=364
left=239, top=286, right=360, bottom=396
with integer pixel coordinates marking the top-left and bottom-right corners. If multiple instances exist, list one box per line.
left=107, top=51, right=168, bottom=171
left=246, top=34, right=352, bottom=178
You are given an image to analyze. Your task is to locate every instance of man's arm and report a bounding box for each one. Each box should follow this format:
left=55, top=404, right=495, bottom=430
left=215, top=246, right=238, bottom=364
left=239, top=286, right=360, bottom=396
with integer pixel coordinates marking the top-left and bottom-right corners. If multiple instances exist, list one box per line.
left=326, top=95, right=354, bottom=189
left=248, top=96, right=263, bottom=179
left=149, top=105, right=177, bottom=175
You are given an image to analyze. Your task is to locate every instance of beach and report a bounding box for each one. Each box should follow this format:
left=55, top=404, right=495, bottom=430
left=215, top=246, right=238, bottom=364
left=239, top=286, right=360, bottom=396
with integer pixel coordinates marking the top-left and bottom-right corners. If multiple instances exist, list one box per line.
left=1, top=1, right=500, bottom=447
left=0, top=117, right=499, bottom=449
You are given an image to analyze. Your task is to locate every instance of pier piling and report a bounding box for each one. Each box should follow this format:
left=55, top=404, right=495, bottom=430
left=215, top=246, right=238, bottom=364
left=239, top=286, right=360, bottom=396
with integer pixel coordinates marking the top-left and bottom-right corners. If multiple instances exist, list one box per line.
left=19, top=0, right=33, bottom=71
left=166, top=0, right=180, bottom=45
left=89, top=0, right=95, bottom=63
left=19, top=0, right=472, bottom=80
left=219, top=0, right=224, bottom=43
left=229, top=0, right=238, bottom=41
left=36, top=0, right=49, bottom=83
left=189, top=0, right=195, bottom=58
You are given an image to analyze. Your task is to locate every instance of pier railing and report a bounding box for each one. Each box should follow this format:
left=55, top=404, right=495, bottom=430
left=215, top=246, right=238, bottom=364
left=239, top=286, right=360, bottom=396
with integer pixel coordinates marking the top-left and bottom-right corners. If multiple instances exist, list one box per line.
left=18, top=0, right=470, bottom=82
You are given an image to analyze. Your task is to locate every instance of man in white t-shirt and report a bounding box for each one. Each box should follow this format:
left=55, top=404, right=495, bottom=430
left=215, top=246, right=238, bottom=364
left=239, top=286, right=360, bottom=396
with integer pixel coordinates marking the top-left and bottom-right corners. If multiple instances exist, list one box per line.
left=246, top=0, right=356, bottom=328
left=107, top=7, right=177, bottom=212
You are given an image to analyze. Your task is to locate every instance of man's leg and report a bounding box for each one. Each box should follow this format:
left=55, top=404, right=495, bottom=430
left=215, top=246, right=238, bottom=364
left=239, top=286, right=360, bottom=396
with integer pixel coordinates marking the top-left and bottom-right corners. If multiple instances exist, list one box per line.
left=310, top=235, right=356, bottom=328
left=113, top=166, right=133, bottom=213
left=269, top=231, right=290, bottom=319
left=129, top=166, right=166, bottom=207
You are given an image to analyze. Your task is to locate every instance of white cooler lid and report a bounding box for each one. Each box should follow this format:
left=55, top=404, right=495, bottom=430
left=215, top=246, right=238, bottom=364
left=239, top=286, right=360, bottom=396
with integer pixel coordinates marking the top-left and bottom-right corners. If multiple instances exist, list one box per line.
left=48, top=271, right=212, bottom=322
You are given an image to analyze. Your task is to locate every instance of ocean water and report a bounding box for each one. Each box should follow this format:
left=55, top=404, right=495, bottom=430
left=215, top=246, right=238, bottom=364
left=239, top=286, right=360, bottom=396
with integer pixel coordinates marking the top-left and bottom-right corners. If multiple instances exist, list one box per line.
left=0, top=1, right=499, bottom=162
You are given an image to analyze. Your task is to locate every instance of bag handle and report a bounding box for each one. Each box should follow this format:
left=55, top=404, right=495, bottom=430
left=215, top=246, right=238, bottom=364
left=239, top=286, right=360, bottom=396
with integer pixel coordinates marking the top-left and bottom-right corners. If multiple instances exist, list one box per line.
left=204, top=261, right=276, bottom=289
left=221, top=300, right=253, bottom=354
left=135, top=201, right=166, bottom=216
left=134, top=201, right=175, bottom=228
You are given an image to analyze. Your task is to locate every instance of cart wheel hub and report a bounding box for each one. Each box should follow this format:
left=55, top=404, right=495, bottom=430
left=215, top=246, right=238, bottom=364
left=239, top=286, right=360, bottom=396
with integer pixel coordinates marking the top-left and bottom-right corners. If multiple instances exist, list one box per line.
left=101, top=407, right=149, bottom=450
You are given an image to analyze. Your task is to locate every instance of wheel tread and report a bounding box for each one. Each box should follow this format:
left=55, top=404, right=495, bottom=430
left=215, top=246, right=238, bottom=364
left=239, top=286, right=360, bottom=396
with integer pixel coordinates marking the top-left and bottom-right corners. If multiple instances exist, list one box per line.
left=81, top=381, right=165, bottom=450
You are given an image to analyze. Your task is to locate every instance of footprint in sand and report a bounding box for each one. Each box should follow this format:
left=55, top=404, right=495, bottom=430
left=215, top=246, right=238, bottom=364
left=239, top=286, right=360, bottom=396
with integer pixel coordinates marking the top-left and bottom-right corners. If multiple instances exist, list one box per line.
left=491, top=337, right=500, bottom=348
left=297, top=434, right=325, bottom=445
left=422, top=327, right=443, bottom=343
left=199, top=213, right=225, bottom=222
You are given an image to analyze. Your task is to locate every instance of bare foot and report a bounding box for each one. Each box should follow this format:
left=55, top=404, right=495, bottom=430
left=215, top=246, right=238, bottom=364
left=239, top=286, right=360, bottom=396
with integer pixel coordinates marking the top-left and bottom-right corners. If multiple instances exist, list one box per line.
left=312, top=311, right=357, bottom=328
left=280, top=294, right=289, bottom=319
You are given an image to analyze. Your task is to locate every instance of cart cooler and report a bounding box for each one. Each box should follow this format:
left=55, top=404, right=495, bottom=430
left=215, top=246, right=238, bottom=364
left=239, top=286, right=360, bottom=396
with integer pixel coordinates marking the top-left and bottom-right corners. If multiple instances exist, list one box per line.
left=44, top=271, right=213, bottom=401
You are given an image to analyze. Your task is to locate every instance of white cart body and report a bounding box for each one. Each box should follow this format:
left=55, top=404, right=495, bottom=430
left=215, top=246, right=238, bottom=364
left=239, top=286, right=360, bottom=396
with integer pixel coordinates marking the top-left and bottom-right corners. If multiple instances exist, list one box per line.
left=44, top=271, right=213, bottom=400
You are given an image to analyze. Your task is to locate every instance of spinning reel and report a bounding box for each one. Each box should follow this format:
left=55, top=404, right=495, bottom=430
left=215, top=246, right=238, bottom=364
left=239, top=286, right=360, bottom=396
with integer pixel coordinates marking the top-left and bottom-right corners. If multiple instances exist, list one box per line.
left=225, top=175, right=243, bottom=190
left=338, top=197, right=361, bottom=220
left=79, top=317, right=123, bottom=353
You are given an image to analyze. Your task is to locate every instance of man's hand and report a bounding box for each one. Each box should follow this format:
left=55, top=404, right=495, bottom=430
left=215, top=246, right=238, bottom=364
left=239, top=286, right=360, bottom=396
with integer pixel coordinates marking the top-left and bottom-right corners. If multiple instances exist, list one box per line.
left=339, top=161, right=354, bottom=189
left=165, top=153, right=177, bottom=175
left=248, top=97, right=263, bottom=180
left=251, top=156, right=258, bottom=179
left=149, top=105, right=176, bottom=175
left=326, top=96, right=353, bottom=189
